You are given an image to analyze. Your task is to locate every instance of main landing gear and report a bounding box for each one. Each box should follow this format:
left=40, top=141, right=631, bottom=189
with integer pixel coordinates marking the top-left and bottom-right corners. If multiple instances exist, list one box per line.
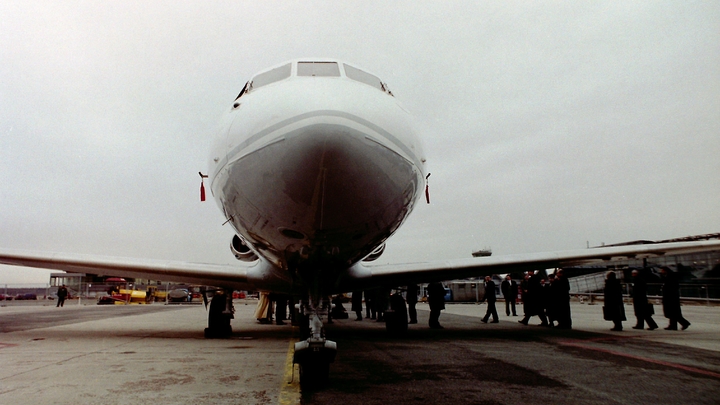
left=293, top=296, right=337, bottom=388
left=204, top=290, right=234, bottom=338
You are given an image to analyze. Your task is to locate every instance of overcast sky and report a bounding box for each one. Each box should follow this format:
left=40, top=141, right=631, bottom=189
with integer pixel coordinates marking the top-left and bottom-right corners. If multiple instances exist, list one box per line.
left=1, top=1, right=719, bottom=285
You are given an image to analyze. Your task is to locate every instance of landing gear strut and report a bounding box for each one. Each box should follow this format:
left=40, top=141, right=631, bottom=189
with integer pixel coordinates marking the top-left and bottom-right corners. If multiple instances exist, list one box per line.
left=293, top=295, right=337, bottom=388
left=204, top=290, right=233, bottom=338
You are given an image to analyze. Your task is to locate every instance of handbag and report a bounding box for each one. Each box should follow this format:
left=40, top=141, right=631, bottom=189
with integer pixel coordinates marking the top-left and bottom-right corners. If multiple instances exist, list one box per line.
left=602, top=306, right=610, bottom=321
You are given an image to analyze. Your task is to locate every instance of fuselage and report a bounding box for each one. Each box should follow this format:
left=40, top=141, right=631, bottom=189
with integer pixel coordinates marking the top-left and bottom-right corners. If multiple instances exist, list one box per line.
left=209, top=59, right=426, bottom=290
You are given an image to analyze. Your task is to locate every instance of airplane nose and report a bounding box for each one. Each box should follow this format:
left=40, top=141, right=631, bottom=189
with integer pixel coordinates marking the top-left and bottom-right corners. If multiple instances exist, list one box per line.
left=222, top=118, right=419, bottom=263
left=282, top=126, right=410, bottom=228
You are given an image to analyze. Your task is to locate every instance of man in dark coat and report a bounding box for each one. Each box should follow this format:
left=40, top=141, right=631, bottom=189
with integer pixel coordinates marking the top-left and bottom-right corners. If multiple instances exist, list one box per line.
left=364, top=289, right=376, bottom=319
left=519, top=271, right=548, bottom=326
left=56, top=284, right=68, bottom=308
left=661, top=267, right=690, bottom=330
left=406, top=284, right=419, bottom=324
left=427, top=282, right=446, bottom=329
left=501, top=275, right=518, bottom=316
left=604, top=271, right=626, bottom=331
left=375, top=288, right=390, bottom=322
left=631, top=269, right=658, bottom=330
left=480, top=276, right=499, bottom=323
left=274, top=294, right=289, bottom=325
left=542, top=276, right=555, bottom=326
left=351, top=290, right=363, bottom=321
left=520, top=272, right=530, bottom=317
left=553, top=269, right=572, bottom=329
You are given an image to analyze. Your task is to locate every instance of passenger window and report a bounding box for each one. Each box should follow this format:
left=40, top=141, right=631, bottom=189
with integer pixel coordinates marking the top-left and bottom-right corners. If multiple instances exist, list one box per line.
left=297, top=62, right=340, bottom=77
left=343, top=64, right=384, bottom=91
left=251, top=63, right=291, bottom=89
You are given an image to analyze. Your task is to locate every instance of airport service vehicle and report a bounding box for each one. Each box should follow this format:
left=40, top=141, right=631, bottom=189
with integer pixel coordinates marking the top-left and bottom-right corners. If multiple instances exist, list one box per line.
left=1, top=59, right=719, bottom=387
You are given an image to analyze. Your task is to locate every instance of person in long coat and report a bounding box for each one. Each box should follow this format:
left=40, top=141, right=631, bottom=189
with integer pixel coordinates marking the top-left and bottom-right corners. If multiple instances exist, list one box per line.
left=364, top=289, right=376, bottom=320
left=406, top=284, right=419, bottom=324
left=480, top=276, right=499, bottom=323
left=631, top=269, right=658, bottom=330
left=427, top=281, right=446, bottom=329
left=501, top=275, right=518, bottom=316
left=519, top=271, right=548, bottom=326
left=351, top=290, right=363, bottom=321
left=56, top=284, right=68, bottom=308
left=375, top=288, right=390, bottom=322
left=603, top=271, right=626, bottom=331
left=553, top=269, right=572, bottom=329
left=254, top=291, right=271, bottom=324
left=660, top=267, right=690, bottom=330
left=520, top=272, right=530, bottom=317
left=542, top=276, right=555, bottom=326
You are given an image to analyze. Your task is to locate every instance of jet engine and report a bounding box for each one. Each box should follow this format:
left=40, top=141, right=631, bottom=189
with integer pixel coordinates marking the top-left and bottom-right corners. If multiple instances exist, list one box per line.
left=230, top=235, right=259, bottom=262
left=362, top=244, right=386, bottom=262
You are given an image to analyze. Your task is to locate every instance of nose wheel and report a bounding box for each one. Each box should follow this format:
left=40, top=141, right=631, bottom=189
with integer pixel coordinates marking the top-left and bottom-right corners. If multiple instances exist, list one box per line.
left=293, top=296, right=337, bottom=388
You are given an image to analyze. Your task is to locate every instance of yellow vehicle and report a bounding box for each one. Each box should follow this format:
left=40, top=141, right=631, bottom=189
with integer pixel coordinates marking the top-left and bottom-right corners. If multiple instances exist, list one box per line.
left=145, top=286, right=168, bottom=303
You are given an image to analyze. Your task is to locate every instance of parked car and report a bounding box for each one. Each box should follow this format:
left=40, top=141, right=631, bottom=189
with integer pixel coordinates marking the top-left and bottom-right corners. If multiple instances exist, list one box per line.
left=14, top=293, right=37, bottom=300
left=0, top=293, right=13, bottom=301
left=168, top=289, right=191, bottom=302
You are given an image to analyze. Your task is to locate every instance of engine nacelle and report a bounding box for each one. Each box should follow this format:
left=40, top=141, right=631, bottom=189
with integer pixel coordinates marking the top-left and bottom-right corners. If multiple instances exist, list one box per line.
left=362, top=244, right=386, bottom=262
left=231, top=235, right=259, bottom=262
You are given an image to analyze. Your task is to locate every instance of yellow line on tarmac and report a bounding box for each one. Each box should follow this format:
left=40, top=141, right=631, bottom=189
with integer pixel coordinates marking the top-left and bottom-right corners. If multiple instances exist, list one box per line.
left=278, top=337, right=300, bottom=405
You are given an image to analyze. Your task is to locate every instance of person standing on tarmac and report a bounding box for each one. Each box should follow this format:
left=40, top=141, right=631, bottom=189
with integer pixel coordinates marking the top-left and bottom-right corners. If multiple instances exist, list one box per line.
left=553, top=269, right=572, bottom=329
left=519, top=272, right=531, bottom=319
left=254, top=292, right=272, bottom=324
left=603, top=271, right=626, bottom=331
left=541, top=277, right=554, bottom=326
left=364, top=289, right=376, bottom=320
left=406, top=284, right=419, bottom=324
left=427, top=281, right=446, bottom=329
left=351, top=290, right=363, bottom=321
left=274, top=294, right=288, bottom=325
left=519, top=271, right=548, bottom=326
left=501, top=275, right=518, bottom=316
left=631, top=269, right=658, bottom=330
left=375, top=288, right=390, bottom=322
left=56, top=284, right=68, bottom=308
left=660, top=267, right=690, bottom=330
left=480, top=276, right=499, bottom=323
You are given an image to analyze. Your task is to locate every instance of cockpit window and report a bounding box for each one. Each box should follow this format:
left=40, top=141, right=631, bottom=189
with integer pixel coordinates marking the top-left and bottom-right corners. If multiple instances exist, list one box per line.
left=297, top=62, right=340, bottom=77
left=251, top=63, right=291, bottom=89
left=343, top=64, right=384, bottom=91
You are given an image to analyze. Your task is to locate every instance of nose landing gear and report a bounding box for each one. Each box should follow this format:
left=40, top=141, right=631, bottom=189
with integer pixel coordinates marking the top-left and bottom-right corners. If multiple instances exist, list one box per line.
left=293, top=296, right=337, bottom=388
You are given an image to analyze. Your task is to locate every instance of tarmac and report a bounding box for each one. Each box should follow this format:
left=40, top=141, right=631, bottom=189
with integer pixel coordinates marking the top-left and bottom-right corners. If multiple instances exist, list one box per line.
left=0, top=299, right=718, bottom=405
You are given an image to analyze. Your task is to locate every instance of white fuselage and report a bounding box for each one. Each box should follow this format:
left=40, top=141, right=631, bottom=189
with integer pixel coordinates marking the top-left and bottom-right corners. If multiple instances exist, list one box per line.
left=208, top=60, right=426, bottom=289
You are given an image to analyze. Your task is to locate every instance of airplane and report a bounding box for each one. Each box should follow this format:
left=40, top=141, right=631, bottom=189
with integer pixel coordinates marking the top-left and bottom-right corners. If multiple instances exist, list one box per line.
left=2, top=58, right=719, bottom=386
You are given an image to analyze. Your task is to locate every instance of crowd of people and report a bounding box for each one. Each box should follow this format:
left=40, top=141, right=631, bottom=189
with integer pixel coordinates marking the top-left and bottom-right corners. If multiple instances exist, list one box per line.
left=603, top=266, right=690, bottom=331
left=251, top=267, right=691, bottom=333
left=514, top=269, right=572, bottom=329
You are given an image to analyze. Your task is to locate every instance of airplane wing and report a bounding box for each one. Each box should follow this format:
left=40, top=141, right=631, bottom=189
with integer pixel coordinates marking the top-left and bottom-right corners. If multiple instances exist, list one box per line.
left=342, top=240, right=720, bottom=290
left=0, top=248, right=255, bottom=291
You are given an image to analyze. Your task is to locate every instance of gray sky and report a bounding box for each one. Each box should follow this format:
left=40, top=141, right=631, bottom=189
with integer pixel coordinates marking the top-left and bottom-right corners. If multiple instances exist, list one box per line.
left=1, top=1, right=719, bottom=284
